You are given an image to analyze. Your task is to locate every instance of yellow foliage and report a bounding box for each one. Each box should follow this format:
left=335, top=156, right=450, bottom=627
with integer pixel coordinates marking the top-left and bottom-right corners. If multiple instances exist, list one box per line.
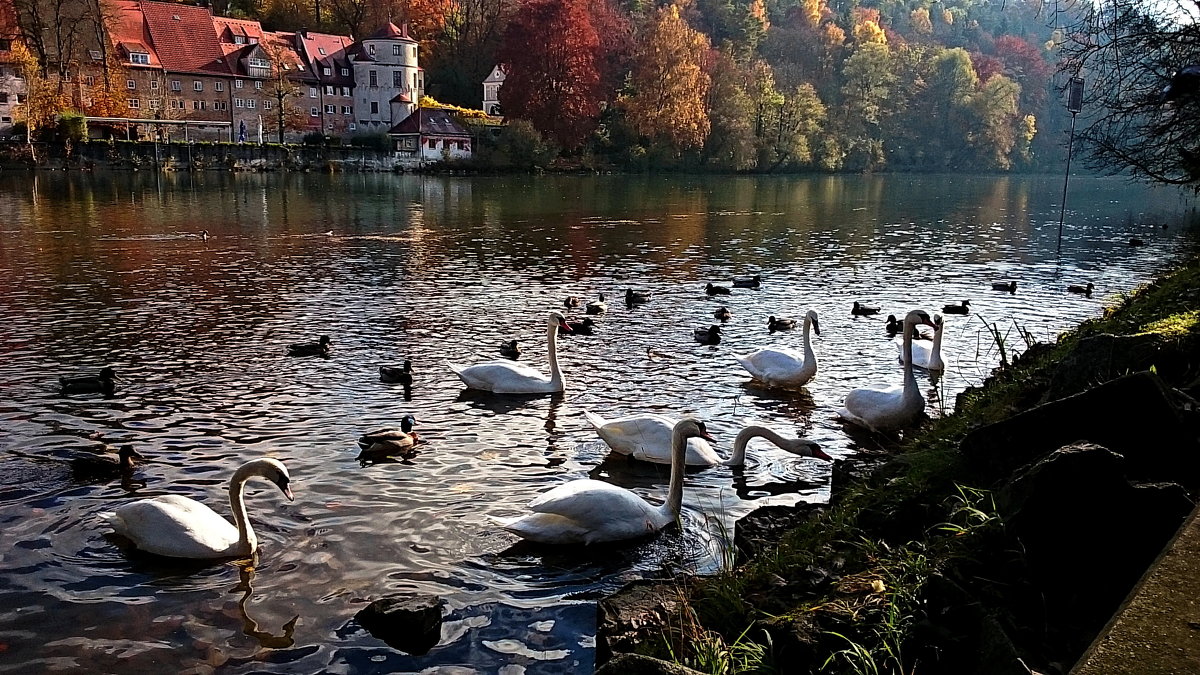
left=910, top=7, right=932, bottom=35
left=802, top=0, right=822, bottom=28
left=10, top=42, right=69, bottom=132
left=418, top=95, right=490, bottom=119
left=621, top=4, right=711, bottom=149
left=854, top=20, right=887, bottom=45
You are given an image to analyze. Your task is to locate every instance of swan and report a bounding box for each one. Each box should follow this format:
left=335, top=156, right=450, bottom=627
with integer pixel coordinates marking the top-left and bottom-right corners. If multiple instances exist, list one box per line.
left=103, top=458, right=293, bottom=559
left=379, top=359, right=413, bottom=385
left=585, top=294, right=607, bottom=315
left=498, top=419, right=714, bottom=544
left=897, top=314, right=945, bottom=371
left=694, top=325, right=721, bottom=345
left=734, top=310, right=821, bottom=388
left=499, top=340, right=521, bottom=360
left=72, top=444, right=145, bottom=480
left=714, top=306, right=732, bottom=321
left=942, top=300, right=970, bottom=315
left=288, top=336, right=330, bottom=357
left=1068, top=282, right=1094, bottom=296
left=852, top=301, right=881, bottom=316
left=727, top=426, right=832, bottom=465
left=705, top=283, right=732, bottom=296
left=60, top=367, right=119, bottom=395
left=992, top=280, right=1017, bottom=293
left=584, top=412, right=721, bottom=466
left=358, top=415, right=420, bottom=458
left=448, top=312, right=571, bottom=393
left=839, top=309, right=937, bottom=433
left=732, top=274, right=761, bottom=288
left=625, top=289, right=651, bottom=304
left=767, top=315, right=796, bottom=332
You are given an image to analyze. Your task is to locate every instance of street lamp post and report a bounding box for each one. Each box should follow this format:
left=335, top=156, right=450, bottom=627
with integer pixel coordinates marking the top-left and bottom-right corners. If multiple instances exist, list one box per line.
left=1058, top=76, right=1084, bottom=253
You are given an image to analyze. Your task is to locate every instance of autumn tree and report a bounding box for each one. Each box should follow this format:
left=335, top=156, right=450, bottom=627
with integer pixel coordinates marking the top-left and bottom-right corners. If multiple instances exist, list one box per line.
left=621, top=4, right=712, bottom=151
left=262, top=39, right=307, bottom=142
left=968, top=73, right=1021, bottom=168
left=10, top=41, right=68, bottom=148
left=704, top=48, right=755, bottom=169
left=838, top=41, right=895, bottom=170
left=422, top=0, right=517, bottom=105
left=496, top=0, right=603, bottom=149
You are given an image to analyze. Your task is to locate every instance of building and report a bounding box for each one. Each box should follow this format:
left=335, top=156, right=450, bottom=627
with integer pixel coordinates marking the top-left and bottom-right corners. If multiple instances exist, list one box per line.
left=352, top=22, right=422, bottom=133
left=293, top=29, right=356, bottom=137
left=0, top=0, right=21, bottom=134
left=389, top=106, right=471, bottom=166
left=481, top=64, right=504, bottom=117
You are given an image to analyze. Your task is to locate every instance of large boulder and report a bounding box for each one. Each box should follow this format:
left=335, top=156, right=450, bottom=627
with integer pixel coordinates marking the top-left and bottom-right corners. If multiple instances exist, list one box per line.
left=595, top=653, right=705, bottom=675
left=354, top=593, right=445, bottom=655
left=1045, top=332, right=1195, bottom=401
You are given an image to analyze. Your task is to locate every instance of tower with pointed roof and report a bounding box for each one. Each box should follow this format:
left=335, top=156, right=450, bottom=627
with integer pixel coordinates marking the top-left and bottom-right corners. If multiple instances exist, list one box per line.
left=352, top=22, right=421, bottom=132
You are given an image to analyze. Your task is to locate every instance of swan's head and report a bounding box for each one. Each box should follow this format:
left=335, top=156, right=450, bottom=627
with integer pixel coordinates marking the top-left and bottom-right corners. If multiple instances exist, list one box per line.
left=904, top=310, right=937, bottom=329
left=784, top=438, right=831, bottom=461
left=933, top=314, right=944, bottom=328
left=318, top=336, right=331, bottom=346
left=548, top=311, right=570, bottom=331
left=257, top=458, right=294, bottom=502
left=807, top=310, right=820, bottom=335
left=401, top=415, right=417, bottom=433
left=677, top=418, right=716, bottom=443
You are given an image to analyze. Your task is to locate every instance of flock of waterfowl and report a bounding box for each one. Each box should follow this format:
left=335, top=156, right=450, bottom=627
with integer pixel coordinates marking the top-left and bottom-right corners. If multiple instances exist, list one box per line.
left=54, top=273, right=1100, bottom=553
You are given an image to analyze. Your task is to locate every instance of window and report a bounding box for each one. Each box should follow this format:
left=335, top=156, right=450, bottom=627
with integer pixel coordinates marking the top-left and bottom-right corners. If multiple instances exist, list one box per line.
left=87, top=75, right=96, bottom=86
left=310, top=107, right=318, bottom=116
left=0, top=39, right=12, bottom=50
left=323, top=67, right=331, bottom=76
left=127, top=98, right=140, bottom=108
left=370, top=101, right=378, bottom=114
left=342, top=105, right=351, bottom=114
left=393, top=71, right=403, bottom=87
left=89, top=49, right=101, bottom=60
left=192, top=100, right=206, bottom=110
left=170, top=80, right=181, bottom=91
left=193, top=81, right=203, bottom=91
left=392, top=44, right=401, bottom=56
left=247, top=98, right=256, bottom=108
left=413, top=73, right=418, bottom=90
left=1, top=117, right=9, bottom=123
left=324, top=104, right=335, bottom=113
left=214, top=101, right=227, bottom=110
left=16, top=93, right=27, bottom=103
left=341, top=86, right=350, bottom=96
left=126, top=79, right=136, bottom=89
left=215, top=81, right=224, bottom=92
left=340, top=68, right=349, bottom=76
left=235, top=98, right=244, bottom=108
left=129, top=52, right=149, bottom=65
left=368, top=70, right=377, bottom=87
left=0, top=93, right=7, bottom=103
left=254, top=81, right=262, bottom=89
left=235, top=79, right=243, bottom=89
left=264, top=100, right=272, bottom=110
left=248, top=57, right=270, bottom=69
left=318, top=47, right=326, bottom=55
left=234, top=35, right=245, bottom=45
left=324, top=85, right=334, bottom=95
left=149, top=79, right=157, bottom=89
left=349, top=122, right=356, bottom=130
left=149, top=99, right=160, bottom=109
left=309, top=87, right=317, bottom=98
left=368, top=44, right=375, bottom=56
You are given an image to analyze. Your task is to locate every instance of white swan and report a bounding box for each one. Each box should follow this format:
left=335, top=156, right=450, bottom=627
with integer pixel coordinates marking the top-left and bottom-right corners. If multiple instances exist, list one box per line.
left=726, top=425, right=832, bottom=465
left=586, top=412, right=719, bottom=465
left=839, top=309, right=937, bottom=433
left=499, top=418, right=714, bottom=544
left=896, top=314, right=945, bottom=371
left=734, top=310, right=821, bottom=388
left=103, top=458, right=293, bottom=559
left=448, top=312, right=571, bottom=393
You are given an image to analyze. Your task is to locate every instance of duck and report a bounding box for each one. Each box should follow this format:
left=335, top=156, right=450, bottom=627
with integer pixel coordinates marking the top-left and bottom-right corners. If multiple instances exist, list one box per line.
left=991, top=280, right=1017, bottom=293
left=499, top=340, right=521, bottom=360
left=732, top=274, right=761, bottom=289
left=199, top=229, right=210, bottom=241
left=1068, top=282, right=1095, bottom=296
left=886, top=315, right=930, bottom=340
left=585, top=294, right=607, bottom=315
left=60, top=367, right=119, bottom=396
left=714, top=306, right=732, bottom=321
left=838, top=309, right=937, bottom=433
left=561, top=318, right=595, bottom=335
left=103, top=458, right=293, bottom=559
left=448, top=311, right=571, bottom=393
left=705, top=283, right=732, bottom=296
left=1129, top=237, right=1146, bottom=247
left=767, top=315, right=796, bottom=332
left=942, top=300, right=970, bottom=315
left=852, top=301, right=881, bottom=316
left=288, top=335, right=331, bottom=357
left=734, top=310, right=821, bottom=389
left=71, top=444, right=145, bottom=480
left=358, top=415, right=420, bottom=459
left=625, top=289, right=652, bottom=304
left=897, top=314, right=945, bottom=371
left=379, top=359, right=413, bottom=385
left=564, top=296, right=581, bottom=308
left=498, top=418, right=714, bottom=544
left=694, top=325, right=722, bottom=345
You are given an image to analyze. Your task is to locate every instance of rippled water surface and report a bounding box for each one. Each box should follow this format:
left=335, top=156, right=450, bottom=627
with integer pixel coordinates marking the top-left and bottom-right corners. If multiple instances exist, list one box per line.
left=0, top=172, right=1194, bottom=673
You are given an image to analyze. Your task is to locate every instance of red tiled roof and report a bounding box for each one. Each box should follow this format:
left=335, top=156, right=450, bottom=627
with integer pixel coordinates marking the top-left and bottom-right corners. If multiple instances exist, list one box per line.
left=140, top=0, right=228, bottom=74
left=261, top=31, right=312, bottom=82
left=0, top=0, right=20, bottom=42
left=295, top=30, right=356, bottom=86
left=389, top=108, right=470, bottom=137
left=367, top=22, right=406, bottom=40
left=391, top=92, right=411, bottom=103
left=105, top=0, right=161, bottom=67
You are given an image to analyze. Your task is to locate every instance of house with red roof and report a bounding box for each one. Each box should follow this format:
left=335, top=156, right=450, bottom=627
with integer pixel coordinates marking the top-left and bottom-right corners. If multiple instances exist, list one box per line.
left=389, top=106, right=472, bottom=167
left=292, top=29, right=355, bottom=136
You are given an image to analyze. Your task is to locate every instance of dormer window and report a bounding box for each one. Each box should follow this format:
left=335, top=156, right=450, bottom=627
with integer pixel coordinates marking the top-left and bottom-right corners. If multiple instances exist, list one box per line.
left=369, top=44, right=375, bottom=56
left=323, top=67, right=331, bottom=76
left=340, top=68, right=349, bottom=76
left=234, top=35, right=245, bottom=45
left=248, top=57, right=270, bottom=69
left=318, top=47, right=326, bottom=55
left=89, top=50, right=102, bottom=60
left=129, top=52, right=149, bottom=65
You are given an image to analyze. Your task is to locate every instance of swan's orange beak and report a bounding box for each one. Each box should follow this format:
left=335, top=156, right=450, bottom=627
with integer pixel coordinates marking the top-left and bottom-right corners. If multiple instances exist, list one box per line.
left=701, top=431, right=715, bottom=443
left=812, top=445, right=833, bottom=461
left=559, top=321, right=572, bottom=332
left=282, top=486, right=295, bottom=501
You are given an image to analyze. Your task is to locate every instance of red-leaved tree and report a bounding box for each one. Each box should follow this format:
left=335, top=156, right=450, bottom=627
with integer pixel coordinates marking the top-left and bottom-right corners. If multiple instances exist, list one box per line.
left=496, top=0, right=603, bottom=149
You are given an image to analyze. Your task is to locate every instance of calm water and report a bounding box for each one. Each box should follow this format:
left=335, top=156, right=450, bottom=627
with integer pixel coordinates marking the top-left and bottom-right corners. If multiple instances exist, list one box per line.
left=0, top=172, right=1194, bottom=673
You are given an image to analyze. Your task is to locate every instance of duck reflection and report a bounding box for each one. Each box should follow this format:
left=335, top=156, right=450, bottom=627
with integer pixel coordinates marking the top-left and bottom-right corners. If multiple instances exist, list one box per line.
left=234, top=564, right=299, bottom=649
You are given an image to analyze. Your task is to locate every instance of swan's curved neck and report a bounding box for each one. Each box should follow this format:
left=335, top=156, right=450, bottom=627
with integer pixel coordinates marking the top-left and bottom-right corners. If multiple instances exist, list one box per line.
left=662, top=426, right=691, bottom=518
left=802, top=316, right=815, bottom=357
left=930, top=324, right=943, bottom=362
left=228, top=464, right=258, bottom=555
left=546, top=321, right=563, bottom=387
left=902, top=319, right=918, bottom=393
left=727, top=425, right=788, bottom=466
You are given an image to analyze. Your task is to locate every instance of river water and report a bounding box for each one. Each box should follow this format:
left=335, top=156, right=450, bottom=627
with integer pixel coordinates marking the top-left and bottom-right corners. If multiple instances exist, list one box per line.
left=0, top=172, right=1193, bottom=673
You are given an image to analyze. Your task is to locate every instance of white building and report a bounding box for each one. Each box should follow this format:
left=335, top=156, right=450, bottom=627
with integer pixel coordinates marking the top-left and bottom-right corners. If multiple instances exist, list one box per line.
left=482, top=64, right=504, bottom=117
left=352, top=22, right=423, bottom=132
left=390, top=107, right=472, bottom=167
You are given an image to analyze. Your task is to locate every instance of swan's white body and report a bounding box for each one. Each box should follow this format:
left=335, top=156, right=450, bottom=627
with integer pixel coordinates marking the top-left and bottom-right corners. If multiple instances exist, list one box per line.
left=585, top=412, right=719, bottom=466
left=499, top=419, right=714, bottom=544
left=896, top=314, right=945, bottom=371
left=735, top=310, right=820, bottom=388
left=448, top=312, right=570, bottom=394
left=839, top=310, right=936, bottom=433
left=104, top=458, right=293, bottom=559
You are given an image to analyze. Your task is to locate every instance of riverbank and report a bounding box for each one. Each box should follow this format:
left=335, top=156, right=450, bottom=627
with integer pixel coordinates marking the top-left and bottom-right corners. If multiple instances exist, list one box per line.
left=597, top=246, right=1200, bottom=674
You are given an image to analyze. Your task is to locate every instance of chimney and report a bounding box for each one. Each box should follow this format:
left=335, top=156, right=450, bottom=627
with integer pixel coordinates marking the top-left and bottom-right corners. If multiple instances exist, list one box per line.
left=299, top=27, right=308, bottom=39
left=401, top=23, right=409, bottom=39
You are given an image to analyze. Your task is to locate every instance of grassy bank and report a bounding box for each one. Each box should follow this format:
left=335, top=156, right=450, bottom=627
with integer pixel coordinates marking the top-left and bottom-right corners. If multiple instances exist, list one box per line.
left=601, top=249, right=1200, bottom=674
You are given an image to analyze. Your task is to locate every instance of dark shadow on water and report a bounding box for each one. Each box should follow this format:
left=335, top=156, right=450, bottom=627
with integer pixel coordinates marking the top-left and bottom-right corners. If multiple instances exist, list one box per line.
left=455, top=388, right=566, bottom=416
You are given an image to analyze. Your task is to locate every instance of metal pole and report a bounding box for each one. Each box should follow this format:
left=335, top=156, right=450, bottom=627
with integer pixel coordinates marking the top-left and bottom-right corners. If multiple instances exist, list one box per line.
left=1057, top=111, right=1078, bottom=253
